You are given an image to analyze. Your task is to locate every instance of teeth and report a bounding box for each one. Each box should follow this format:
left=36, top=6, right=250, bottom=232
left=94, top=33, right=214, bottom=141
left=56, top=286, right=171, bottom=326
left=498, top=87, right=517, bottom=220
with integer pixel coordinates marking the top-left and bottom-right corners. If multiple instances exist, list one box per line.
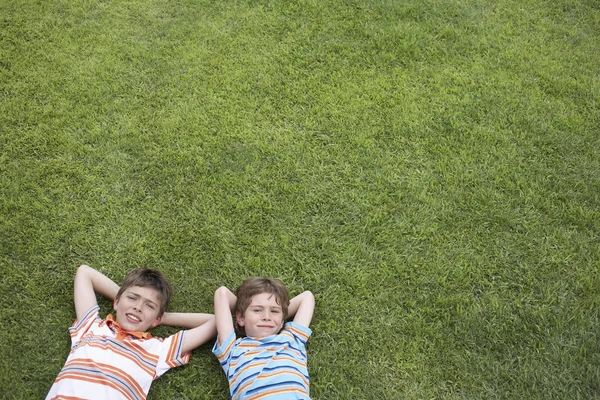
left=128, top=314, right=141, bottom=322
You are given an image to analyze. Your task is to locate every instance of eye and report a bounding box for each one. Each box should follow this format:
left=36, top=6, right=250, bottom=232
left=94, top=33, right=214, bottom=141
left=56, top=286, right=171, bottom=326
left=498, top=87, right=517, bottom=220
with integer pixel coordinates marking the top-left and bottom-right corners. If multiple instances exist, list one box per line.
left=272, top=309, right=281, bottom=314
left=127, top=296, right=136, bottom=300
left=146, top=303, right=156, bottom=310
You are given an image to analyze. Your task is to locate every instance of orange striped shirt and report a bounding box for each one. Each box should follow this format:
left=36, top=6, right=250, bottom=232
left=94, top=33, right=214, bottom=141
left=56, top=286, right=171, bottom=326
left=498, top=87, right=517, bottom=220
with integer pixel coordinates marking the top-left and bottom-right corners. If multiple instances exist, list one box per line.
left=46, top=306, right=190, bottom=400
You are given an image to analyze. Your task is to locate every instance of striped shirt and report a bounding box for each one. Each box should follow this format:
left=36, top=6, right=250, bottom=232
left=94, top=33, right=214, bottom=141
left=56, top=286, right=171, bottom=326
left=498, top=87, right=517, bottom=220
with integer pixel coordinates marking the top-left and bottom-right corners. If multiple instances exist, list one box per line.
left=213, top=322, right=312, bottom=400
left=46, top=306, right=190, bottom=400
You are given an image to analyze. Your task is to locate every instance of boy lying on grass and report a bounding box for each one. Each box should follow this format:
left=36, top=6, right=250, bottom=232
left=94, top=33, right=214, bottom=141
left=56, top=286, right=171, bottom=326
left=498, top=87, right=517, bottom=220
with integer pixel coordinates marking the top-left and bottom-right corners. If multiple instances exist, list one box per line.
left=46, top=264, right=216, bottom=400
left=213, top=277, right=315, bottom=399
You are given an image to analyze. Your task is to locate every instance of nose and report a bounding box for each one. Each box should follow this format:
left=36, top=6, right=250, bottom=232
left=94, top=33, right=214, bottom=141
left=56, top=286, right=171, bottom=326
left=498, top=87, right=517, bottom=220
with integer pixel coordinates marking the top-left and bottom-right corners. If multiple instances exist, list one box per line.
left=262, top=311, right=272, bottom=321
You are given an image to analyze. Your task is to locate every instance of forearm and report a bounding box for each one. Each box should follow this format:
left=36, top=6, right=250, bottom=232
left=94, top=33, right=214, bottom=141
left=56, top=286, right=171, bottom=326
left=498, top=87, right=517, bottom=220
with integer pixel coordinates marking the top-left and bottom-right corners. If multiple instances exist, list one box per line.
left=160, top=312, right=214, bottom=329
left=288, top=291, right=315, bottom=328
left=89, top=267, right=120, bottom=300
left=287, top=291, right=314, bottom=318
left=74, top=264, right=120, bottom=319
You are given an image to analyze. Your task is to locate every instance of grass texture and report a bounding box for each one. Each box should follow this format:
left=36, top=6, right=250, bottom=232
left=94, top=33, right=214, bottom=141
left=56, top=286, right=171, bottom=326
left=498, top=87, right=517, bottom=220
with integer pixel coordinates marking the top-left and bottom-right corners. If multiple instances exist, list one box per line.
left=1, top=0, right=599, bottom=398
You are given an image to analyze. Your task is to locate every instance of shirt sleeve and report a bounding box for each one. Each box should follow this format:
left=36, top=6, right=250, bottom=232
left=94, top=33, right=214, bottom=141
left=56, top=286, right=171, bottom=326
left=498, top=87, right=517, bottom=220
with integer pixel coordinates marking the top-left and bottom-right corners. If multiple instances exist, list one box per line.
left=68, top=305, right=100, bottom=346
left=155, top=330, right=191, bottom=378
left=212, top=331, right=237, bottom=374
left=284, top=321, right=312, bottom=346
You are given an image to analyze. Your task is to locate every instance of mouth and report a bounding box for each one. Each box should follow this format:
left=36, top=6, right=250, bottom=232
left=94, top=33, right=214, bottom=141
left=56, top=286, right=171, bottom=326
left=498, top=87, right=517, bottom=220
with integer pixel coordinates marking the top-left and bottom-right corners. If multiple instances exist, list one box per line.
left=126, top=314, right=142, bottom=323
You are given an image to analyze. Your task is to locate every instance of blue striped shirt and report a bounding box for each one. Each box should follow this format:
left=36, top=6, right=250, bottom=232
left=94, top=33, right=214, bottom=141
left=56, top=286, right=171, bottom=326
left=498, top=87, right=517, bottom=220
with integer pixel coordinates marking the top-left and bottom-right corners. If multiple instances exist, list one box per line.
left=213, top=322, right=312, bottom=399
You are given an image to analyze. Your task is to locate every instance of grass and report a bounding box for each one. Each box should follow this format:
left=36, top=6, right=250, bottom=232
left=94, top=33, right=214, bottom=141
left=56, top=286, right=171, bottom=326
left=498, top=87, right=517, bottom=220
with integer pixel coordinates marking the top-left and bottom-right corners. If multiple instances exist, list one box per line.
left=1, top=0, right=599, bottom=398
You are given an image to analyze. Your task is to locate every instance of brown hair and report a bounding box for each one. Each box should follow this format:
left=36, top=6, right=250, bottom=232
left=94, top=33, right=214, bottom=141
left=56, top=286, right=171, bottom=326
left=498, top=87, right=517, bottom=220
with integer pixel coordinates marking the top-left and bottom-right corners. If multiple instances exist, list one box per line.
left=116, top=269, right=173, bottom=316
left=235, top=277, right=289, bottom=336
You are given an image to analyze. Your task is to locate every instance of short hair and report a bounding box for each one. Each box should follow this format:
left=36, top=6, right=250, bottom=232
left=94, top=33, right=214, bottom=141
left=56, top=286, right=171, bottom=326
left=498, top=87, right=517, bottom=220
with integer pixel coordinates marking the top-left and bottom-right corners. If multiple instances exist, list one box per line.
left=235, top=277, right=290, bottom=336
left=116, top=269, right=173, bottom=316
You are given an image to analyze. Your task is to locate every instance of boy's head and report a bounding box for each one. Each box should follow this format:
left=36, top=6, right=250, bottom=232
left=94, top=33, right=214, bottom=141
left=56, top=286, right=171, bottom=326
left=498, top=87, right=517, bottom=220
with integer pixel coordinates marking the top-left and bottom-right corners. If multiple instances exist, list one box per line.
left=234, top=277, right=290, bottom=338
left=113, top=268, right=173, bottom=332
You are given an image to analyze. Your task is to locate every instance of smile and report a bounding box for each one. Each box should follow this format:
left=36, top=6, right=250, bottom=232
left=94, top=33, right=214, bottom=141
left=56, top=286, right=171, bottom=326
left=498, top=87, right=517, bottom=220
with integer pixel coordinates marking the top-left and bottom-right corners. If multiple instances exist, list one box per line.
left=126, top=314, right=141, bottom=322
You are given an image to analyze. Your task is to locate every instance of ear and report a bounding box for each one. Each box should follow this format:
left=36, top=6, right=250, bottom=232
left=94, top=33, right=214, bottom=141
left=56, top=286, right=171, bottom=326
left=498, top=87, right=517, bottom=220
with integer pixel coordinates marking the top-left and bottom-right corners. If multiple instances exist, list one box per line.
left=235, top=311, right=245, bottom=327
left=150, top=315, right=162, bottom=329
left=113, top=297, right=119, bottom=311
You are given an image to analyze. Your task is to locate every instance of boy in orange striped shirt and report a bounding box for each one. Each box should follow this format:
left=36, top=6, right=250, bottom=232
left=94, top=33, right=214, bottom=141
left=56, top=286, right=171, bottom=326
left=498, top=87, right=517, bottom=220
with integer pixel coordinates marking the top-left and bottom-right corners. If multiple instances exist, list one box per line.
left=46, top=264, right=216, bottom=400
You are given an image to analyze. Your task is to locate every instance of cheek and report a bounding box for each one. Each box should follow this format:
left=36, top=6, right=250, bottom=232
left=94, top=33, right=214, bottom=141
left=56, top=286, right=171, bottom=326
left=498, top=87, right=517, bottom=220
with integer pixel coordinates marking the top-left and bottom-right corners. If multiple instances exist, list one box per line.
left=146, top=307, right=159, bottom=317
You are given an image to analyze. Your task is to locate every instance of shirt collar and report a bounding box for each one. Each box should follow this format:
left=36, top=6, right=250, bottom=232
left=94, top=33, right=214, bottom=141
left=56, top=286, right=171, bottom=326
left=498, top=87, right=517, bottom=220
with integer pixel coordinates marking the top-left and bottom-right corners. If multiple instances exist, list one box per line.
left=105, top=314, right=152, bottom=341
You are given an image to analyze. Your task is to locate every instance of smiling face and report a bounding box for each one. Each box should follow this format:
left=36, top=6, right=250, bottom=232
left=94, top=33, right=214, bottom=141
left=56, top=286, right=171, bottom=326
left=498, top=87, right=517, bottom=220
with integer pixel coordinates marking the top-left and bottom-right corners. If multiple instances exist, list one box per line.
left=236, top=292, right=285, bottom=338
left=113, top=286, right=163, bottom=332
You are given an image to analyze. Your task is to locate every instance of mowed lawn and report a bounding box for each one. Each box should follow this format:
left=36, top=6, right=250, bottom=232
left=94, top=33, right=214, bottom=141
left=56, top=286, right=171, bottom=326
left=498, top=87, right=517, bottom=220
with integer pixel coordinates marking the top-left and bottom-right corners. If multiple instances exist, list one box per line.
left=1, top=0, right=599, bottom=398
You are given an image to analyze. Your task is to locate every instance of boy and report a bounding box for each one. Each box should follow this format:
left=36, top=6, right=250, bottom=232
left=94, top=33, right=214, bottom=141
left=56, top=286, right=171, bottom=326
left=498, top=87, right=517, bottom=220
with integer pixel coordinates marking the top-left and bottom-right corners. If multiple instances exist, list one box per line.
left=46, top=264, right=216, bottom=400
left=213, top=277, right=315, bottom=399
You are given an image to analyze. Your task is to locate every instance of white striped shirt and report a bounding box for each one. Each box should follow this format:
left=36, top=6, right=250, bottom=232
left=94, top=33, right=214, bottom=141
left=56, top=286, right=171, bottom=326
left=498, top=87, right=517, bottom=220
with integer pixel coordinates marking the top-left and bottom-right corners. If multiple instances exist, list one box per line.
left=46, top=306, right=190, bottom=400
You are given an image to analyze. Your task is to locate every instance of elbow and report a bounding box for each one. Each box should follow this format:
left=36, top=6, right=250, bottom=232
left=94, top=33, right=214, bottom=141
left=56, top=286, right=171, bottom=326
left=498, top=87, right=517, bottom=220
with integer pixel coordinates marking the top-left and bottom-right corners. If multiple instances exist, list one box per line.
left=75, top=264, right=90, bottom=279
left=214, top=286, right=229, bottom=301
left=214, top=286, right=236, bottom=314
left=303, top=291, right=315, bottom=307
left=304, top=290, right=314, bottom=301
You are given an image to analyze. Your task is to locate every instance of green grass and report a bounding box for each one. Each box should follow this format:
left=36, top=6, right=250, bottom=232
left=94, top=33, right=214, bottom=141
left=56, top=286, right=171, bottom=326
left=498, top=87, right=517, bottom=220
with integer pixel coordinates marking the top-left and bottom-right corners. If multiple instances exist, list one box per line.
left=1, top=0, right=599, bottom=398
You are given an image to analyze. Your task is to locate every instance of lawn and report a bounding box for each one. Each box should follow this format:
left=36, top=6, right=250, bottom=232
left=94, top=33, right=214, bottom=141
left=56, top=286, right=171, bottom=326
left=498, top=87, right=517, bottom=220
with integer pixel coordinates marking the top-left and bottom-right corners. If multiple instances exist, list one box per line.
left=1, top=0, right=599, bottom=398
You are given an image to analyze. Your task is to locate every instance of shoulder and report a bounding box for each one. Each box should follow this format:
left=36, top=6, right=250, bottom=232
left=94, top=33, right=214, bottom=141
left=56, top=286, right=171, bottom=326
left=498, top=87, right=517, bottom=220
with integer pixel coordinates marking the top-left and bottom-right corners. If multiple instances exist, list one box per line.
left=282, top=321, right=312, bottom=340
left=212, top=330, right=238, bottom=358
left=80, top=305, right=101, bottom=321
left=70, top=305, right=101, bottom=332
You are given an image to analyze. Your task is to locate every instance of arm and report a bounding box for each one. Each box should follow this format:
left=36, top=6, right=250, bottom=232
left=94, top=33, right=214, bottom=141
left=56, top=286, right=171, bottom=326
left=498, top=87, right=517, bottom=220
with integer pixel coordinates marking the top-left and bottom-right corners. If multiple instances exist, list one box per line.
left=160, top=312, right=214, bottom=329
left=214, top=286, right=237, bottom=345
left=158, top=309, right=217, bottom=354
left=74, top=264, right=120, bottom=321
left=178, top=315, right=217, bottom=354
left=288, top=291, right=315, bottom=328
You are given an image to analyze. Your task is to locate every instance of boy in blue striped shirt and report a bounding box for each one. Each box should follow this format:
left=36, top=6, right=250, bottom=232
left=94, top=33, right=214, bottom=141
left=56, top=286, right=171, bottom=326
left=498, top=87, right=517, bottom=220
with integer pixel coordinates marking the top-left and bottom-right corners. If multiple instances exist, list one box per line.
left=213, top=278, right=315, bottom=399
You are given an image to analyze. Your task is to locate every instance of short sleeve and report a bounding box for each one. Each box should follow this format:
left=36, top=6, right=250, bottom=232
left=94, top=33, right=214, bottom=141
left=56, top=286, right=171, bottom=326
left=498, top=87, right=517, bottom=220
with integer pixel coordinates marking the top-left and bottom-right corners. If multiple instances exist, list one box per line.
left=155, top=330, right=190, bottom=378
left=284, top=321, right=312, bottom=345
left=212, top=331, right=237, bottom=374
left=68, top=305, right=100, bottom=346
